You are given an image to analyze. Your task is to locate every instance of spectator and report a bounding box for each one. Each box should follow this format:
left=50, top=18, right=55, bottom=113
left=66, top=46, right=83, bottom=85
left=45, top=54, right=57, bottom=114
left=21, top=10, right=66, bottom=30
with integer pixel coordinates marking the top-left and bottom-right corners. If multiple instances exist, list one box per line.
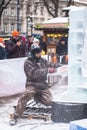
left=0, top=38, right=6, bottom=60
left=28, top=36, right=34, bottom=50
left=40, top=36, right=47, bottom=53
left=56, top=36, right=68, bottom=56
left=33, top=37, right=40, bottom=45
left=33, top=38, right=46, bottom=55
left=25, top=36, right=34, bottom=56
left=6, top=31, right=26, bottom=59
left=21, top=36, right=28, bottom=56
left=56, top=36, right=68, bottom=64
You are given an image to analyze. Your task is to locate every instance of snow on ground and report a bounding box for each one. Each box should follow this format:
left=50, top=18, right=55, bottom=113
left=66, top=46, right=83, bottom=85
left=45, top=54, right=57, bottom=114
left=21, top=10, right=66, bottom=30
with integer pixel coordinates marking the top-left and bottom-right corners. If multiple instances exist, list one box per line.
left=0, top=84, right=69, bottom=130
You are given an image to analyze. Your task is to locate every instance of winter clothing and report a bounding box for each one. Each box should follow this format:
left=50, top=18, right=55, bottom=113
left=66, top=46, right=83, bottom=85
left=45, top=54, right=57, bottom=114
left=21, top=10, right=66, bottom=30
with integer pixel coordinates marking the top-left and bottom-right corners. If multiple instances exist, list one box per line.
left=0, top=38, right=4, bottom=42
left=0, top=43, right=6, bottom=59
left=6, top=37, right=26, bottom=58
left=56, top=37, right=68, bottom=56
left=15, top=86, right=52, bottom=118
left=41, top=50, right=45, bottom=55
left=12, top=31, right=20, bottom=37
left=48, top=68, right=57, bottom=73
left=31, top=41, right=45, bottom=56
left=30, top=43, right=42, bottom=55
left=27, top=37, right=34, bottom=51
left=21, top=36, right=26, bottom=42
left=33, top=38, right=39, bottom=44
left=24, top=54, right=48, bottom=89
left=0, top=37, right=6, bottom=59
left=9, top=115, right=17, bottom=126
left=40, top=41, right=47, bottom=53
left=13, top=53, right=59, bottom=119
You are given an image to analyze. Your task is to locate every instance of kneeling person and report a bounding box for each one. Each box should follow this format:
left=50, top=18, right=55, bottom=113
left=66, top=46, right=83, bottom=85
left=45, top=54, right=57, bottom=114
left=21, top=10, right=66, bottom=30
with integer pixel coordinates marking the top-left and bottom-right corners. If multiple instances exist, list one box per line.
left=9, top=44, right=58, bottom=125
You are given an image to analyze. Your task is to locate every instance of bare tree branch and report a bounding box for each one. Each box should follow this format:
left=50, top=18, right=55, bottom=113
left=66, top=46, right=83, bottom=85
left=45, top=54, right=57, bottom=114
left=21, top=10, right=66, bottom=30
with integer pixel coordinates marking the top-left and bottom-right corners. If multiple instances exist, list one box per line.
left=43, top=0, right=55, bottom=17
left=43, top=0, right=59, bottom=18
left=4, top=0, right=12, bottom=8
left=0, top=0, right=12, bottom=23
left=26, top=0, right=43, bottom=15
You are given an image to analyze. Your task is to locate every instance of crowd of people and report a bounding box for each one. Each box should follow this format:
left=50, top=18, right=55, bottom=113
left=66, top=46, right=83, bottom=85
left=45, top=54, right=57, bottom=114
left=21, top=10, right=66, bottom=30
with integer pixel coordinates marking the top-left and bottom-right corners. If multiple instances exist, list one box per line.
left=0, top=30, right=68, bottom=64
left=0, top=31, right=46, bottom=60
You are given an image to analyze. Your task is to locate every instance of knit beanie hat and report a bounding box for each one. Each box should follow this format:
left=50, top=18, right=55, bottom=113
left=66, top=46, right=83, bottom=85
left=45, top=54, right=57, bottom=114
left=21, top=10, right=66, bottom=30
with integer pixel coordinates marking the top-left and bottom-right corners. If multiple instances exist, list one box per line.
left=30, top=43, right=42, bottom=55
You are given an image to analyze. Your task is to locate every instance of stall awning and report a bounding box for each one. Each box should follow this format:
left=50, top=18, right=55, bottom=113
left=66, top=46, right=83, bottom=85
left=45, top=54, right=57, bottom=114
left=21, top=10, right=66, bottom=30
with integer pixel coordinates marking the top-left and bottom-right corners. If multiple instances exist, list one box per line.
left=35, top=17, right=69, bottom=30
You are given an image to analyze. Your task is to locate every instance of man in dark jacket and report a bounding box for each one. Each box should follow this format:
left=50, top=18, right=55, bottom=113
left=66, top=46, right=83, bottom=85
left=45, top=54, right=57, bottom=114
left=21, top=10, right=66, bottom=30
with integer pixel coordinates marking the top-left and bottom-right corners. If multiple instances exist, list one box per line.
left=56, top=36, right=68, bottom=56
left=56, top=37, right=68, bottom=64
left=9, top=43, right=59, bottom=125
left=6, top=31, right=26, bottom=59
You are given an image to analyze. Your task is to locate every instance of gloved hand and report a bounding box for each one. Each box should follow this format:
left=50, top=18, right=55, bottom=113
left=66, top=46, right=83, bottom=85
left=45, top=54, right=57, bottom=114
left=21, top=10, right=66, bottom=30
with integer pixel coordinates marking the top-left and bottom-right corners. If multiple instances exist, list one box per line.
left=48, top=68, right=57, bottom=73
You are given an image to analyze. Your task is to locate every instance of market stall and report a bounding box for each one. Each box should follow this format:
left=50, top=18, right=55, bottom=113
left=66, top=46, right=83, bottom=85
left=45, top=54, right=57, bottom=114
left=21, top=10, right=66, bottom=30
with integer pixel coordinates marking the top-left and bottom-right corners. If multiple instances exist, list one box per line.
left=35, top=17, right=69, bottom=54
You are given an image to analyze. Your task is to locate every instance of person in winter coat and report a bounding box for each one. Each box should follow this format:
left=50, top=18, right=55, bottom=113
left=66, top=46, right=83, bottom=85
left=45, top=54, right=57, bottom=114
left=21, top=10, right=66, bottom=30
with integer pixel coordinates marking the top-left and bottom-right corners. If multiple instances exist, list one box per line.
left=9, top=44, right=59, bottom=125
left=0, top=38, right=6, bottom=59
left=6, top=31, right=26, bottom=59
left=56, top=36, right=68, bottom=64
left=56, top=36, right=68, bottom=56
left=33, top=38, right=46, bottom=55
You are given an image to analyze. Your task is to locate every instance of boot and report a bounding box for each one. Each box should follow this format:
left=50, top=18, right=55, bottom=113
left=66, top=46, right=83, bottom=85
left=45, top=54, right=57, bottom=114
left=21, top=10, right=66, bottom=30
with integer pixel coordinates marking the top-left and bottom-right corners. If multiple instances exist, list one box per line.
left=9, top=114, right=17, bottom=126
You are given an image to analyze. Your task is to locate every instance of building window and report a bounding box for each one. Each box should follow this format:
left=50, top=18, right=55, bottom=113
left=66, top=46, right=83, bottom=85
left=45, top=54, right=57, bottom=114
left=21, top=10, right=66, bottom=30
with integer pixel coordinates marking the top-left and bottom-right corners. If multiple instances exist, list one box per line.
left=11, top=23, right=15, bottom=31
left=11, top=7, right=16, bottom=16
left=41, top=6, right=44, bottom=15
left=4, top=8, right=8, bottom=15
left=3, top=23, right=8, bottom=33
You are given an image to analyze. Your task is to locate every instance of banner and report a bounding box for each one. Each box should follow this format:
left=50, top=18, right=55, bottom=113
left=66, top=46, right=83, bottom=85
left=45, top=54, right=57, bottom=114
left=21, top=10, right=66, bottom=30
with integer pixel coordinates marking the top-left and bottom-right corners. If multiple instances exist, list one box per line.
left=0, top=58, right=26, bottom=97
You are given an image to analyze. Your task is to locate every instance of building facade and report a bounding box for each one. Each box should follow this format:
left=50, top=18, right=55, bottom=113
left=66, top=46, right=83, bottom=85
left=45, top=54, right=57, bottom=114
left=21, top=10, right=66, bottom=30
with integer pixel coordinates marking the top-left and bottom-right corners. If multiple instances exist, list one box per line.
left=22, top=0, right=68, bottom=36
left=0, top=0, right=67, bottom=36
left=0, top=0, right=22, bottom=35
left=0, top=0, right=87, bottom=36
left=22, top=0, right=53, bottom=36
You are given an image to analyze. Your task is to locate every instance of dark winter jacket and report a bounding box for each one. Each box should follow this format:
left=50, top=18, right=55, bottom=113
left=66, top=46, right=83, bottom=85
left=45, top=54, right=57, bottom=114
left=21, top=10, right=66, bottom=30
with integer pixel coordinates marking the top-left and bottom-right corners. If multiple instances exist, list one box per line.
left=0, top=46, right=6, bottom=60
left=24, top=53, right=58, bottom=90
left=56, top=37, right=68, bottom=55
left=6, top=37, right=26, bottom=59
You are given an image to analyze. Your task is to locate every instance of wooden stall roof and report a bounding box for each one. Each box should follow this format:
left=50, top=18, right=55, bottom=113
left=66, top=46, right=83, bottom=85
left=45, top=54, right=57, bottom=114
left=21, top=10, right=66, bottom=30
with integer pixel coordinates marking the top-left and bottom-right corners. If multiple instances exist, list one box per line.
left=35, top=17, right=69, bottom=30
